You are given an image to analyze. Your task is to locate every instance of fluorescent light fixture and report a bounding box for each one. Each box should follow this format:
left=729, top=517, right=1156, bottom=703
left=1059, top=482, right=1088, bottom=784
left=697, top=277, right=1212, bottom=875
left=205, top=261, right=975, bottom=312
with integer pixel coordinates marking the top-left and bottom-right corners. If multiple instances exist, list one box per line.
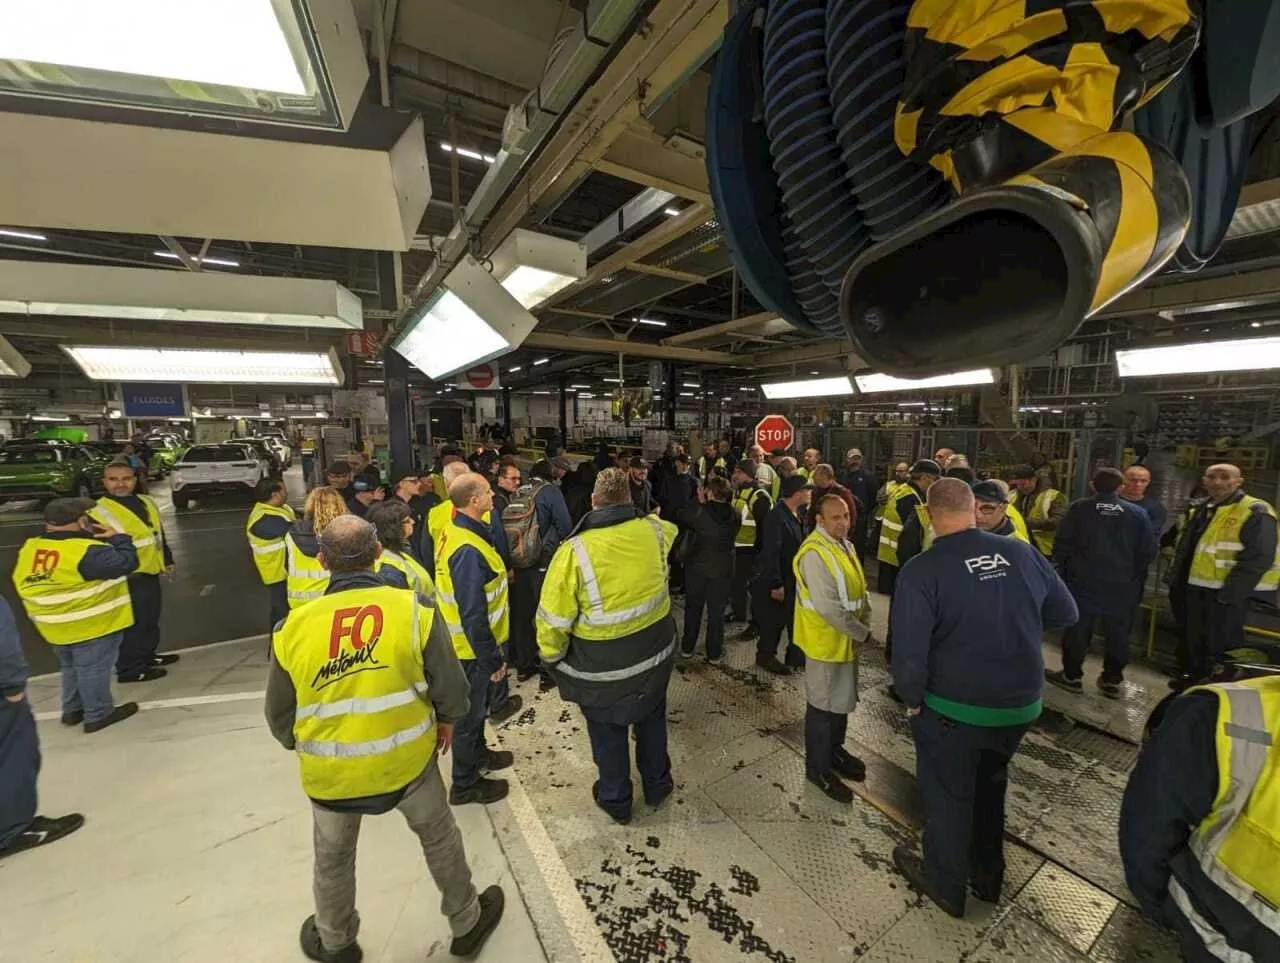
left=0, top=261, right=361, bottom=330
left=366, top=379, right=384, bottom=385
left=532, top=391, right=552, bottom=396
left=0, top=335, right=31, bottom=377
left=61, top=345, right=344, bottom=385
left=664, top=208, right=680, bottom=216
left=739, top=387, right=753, bottom=392
left=490, top=229, right=586, bottom=310
left=682, top=382, right=700, bottom=388
left=0, top=228, right=46, bottom=241
left=854, top=368, right=997, bottom=393
left=680, top=392, right=695, bottom=397
left=440, top=143, right=496, bottom=164
left=153, top=251, right=240, bottom=268
left=762, top=376, right=855, bottom=400
left=507, top=366, right=522, bottom=373
left=898, top=401, right=925, bottom=407
left=579, top=393, right=595, bottom=399
left=393, top=255, right=538, bottom=380
left=30, top=414, right=70, bottom=422
left=634, top=318, right=667, bottom=327
left=569, top=384, right=592, bottom=389
left=533, top=358, right=550, bottom=366
left=1115, top=337, right=1280, bottom=377
left=1251, top=322, right=1262, bottom=328
left=603, top=378, right=622, bottom=383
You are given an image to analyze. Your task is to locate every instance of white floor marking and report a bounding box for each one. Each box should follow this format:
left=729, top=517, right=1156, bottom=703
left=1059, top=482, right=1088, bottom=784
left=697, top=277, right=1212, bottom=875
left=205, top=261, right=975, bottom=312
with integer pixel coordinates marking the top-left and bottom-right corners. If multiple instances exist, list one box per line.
left=36, top=688, right=266, bottom=721
left=27, top=633, right=267, bottom=682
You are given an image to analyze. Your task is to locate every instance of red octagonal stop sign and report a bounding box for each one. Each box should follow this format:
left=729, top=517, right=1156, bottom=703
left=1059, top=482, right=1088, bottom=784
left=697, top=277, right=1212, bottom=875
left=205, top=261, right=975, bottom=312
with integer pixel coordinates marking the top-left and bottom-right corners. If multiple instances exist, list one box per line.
left=753, top=414, right=794, bottom=451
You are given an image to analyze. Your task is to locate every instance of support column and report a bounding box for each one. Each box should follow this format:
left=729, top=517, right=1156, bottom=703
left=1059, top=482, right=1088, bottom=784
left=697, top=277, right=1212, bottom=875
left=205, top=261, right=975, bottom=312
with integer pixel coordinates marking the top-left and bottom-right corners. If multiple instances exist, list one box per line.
left=664, top=362, right=677, bottom=431
left=558, top=377, right=569, bottom=454
left=377, top=252, right=413, bottom=477
left=502, top=386, right=512, bottom=440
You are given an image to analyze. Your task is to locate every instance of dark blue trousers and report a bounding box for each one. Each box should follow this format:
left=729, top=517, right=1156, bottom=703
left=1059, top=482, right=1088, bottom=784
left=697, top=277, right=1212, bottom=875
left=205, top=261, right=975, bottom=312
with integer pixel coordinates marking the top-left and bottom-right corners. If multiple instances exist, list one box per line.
left=0, top=696, right=39, bottom=849
left=582, top=696, right=672, bottom=820
left=451, top=659, right=492, bottom=792
left=117, top=573, right=162, bottom=677
left=911, top=708, right=1030, bottom=909
left=267, top=581, right=289, bottom=634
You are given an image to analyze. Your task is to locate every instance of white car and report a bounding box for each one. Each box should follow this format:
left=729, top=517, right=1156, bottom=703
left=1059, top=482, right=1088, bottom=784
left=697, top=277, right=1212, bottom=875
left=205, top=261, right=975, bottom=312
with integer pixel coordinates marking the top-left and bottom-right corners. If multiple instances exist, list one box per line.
left=170, top=442, right=264, bottom=509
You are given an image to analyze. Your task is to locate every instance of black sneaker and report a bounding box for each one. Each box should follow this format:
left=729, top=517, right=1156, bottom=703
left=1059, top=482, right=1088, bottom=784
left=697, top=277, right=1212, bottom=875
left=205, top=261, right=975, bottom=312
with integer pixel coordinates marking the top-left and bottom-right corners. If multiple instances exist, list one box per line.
left=449, top=778, right=509, bottom=806
left=679, top=644, right=696, bottom=659
left=591, top=781, right=632, bottom=825
left=481, top=748, right=514, bottom=773
left=806, top=772, right=854, bottom=804
left=970, top=878, right=1001, bottom=903
left=893, top=845, right=964, bottom=918
left=151, top=653, right=180, bottom=666
left=489, top=695, right=522, bottom=724
left=117, top=667, right=167, bottom=684
left=647, top=783, right=674, bottom=809
left=1097, top=674, right=1123, bottom=700
left=0, top=813, right=85, bottom=860
left=755, top=656, right=792, bottom=676
left=538, top=671, right=557, bottom=692
left=832, top=748, right=867, bottom=783
left=84, top=702, right=139, bottom=733
left=736, top=625, right=759, bottom=642
left=1044, top=669, right=1083, bottom=694
left=449, top=885, right=506, bottom=958
left=299, top=914, right=362, bottom=963
left=60, top=710, right=83, bottom=726
left=1168, top=672, right=1204, bottom=692
left=515, top=668, right=538, bottom=683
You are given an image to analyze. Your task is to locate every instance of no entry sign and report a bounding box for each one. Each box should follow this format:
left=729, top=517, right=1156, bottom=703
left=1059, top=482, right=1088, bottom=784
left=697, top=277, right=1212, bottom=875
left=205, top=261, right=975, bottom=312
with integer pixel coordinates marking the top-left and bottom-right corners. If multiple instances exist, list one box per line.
left=456, top=362, right=500, bottom=390
left=754, top=414, right=794, bottom=451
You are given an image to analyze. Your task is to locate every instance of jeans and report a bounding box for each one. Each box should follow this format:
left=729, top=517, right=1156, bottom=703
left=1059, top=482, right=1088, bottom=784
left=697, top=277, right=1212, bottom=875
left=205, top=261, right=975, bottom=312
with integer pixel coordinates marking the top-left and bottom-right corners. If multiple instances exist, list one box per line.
left=267, top=581, right=289, bottom=634
left=582, top=696, right=672, bottom=820
left=1061, top=604, right=1136, bottom=680
left=310, top=755, right=480, bottom=952
left=509, top=568, right=543, bottom=674
left=117, top=573, right=161, bottom=677
left=451, top=659, right=492, bottom=791
left=56, top=632, right=122, bottom=724
left=0, top=695, right=39, bottom=849
left=730, top=549, right=755, bottom=622
left=805, top=704, right=848, bottom=780
left=682, top=569, right=730, bottom=659
left=911, top=707, right=1030, bottom=909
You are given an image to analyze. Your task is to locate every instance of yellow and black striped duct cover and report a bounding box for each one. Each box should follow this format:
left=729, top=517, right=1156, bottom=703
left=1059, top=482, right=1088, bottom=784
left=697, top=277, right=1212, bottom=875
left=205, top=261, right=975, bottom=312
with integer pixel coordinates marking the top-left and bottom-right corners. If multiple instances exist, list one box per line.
left=893, top=0, right=1200, bottom=311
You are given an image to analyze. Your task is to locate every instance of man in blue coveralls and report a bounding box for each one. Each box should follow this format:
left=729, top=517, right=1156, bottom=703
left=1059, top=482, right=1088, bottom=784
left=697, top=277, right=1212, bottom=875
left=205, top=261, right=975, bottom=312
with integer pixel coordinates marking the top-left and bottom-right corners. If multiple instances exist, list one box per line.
left=889, top=478, right=1078, bottom=917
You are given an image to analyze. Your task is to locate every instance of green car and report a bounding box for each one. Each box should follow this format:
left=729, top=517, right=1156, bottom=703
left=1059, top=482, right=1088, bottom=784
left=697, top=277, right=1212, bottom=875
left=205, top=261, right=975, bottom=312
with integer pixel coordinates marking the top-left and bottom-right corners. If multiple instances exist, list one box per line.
left=0, top=443, right=104, bottom=503
left=142, top=434, right=188, bottom=477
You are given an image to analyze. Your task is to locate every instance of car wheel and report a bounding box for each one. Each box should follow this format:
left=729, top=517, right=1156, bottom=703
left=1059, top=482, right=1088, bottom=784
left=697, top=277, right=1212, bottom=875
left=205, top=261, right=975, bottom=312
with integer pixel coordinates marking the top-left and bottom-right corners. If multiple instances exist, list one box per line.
left=174, top=494, right=191, bottom=510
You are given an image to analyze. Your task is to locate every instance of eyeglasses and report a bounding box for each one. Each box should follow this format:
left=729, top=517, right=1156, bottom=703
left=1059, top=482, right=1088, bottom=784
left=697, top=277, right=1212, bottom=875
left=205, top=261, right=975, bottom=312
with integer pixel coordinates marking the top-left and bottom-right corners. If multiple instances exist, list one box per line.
left=976, top=504, right=1005, bottom=515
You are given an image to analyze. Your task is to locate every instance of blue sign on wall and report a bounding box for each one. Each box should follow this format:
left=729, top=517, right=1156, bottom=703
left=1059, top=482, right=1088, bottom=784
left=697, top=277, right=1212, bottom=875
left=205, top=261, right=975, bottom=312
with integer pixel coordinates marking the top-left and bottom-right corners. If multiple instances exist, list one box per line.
left=120, top=383, right=187, bottom=418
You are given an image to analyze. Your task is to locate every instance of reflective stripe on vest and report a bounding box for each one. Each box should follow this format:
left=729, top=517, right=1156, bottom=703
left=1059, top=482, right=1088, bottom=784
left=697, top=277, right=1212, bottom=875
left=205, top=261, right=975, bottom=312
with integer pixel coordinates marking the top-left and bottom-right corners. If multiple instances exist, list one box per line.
left=285, top=532, right=329, bottom=607
left=377, top=549, right=436, bottom=602
left=732, top=488, right=774, bottom=546
left=274, top=585, right=437, bottom=800
left=570, top=516, right=669, bottom=629
left=1185, top=496, right=1280, bottom=591
left=92, top=496, right=164, bottom=574
left=12, top=536, right=134, bottom=645
left=246, top=502, right=295, bottom=585
left=434, top=521, right=509, bottom=660
left=1172, top=678, right=1280, bottom=944
left=793, top=531, right=869, bottom=664
left=878, top=488, right=916, bottom=566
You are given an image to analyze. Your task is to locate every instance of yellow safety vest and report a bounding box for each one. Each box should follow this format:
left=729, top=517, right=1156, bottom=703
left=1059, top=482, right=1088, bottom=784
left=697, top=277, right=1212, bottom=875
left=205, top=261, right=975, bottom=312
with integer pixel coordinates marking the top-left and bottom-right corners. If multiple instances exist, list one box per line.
left=732, top=487, right=774, bottom=547
left=91, top=495, right=165, bottom=575
left=698, top=456, right=727, bottom=481
left=1006, top=503, right=1032, bottom=544
left=13, top=536, right=134, bottom=645
left=1027, top=488, right=1064, bottom=557
left=1183, top=495, right=1280, bottom=592
left=246, top=502, right=296, bottom=585
left=796, top=466, right=811, bottom=482
left=878, top=486, right=920, bottom=566
left=874, top=480, right=905, bottom=522
left=1168, top=677, right=1280, bottom=952
left=536, top=515, right=677, bottom=692
left=427, top=473, right=447, bottom=502
left=272, top=585, right=438, bottom=801
left=427, top=499, right=454, bottom=543
left=377, top=549, right=436, bottom=603
left=285, top=530, right=329, bottom=608
left=792, top=531, right=869, bottom=664
left=434, top=521, right=509, bottom=660
left=770, top=469, right=782, bottom=502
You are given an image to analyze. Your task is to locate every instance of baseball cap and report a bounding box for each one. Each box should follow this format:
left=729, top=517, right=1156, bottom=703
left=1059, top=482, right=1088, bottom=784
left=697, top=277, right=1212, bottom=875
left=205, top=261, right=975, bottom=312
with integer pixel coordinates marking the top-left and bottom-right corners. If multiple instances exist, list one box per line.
left=392, top=468, right=422, bottom=485
left=45, top=497, right=97, bottom=526
left=971, top=480, right=1007, bottom=504
left=781, top=475, right=813, bottom=497
left=352, top=478, right=377, bottom=493
left=628, top=456, right=646, bottom=469
left=735, top=459, right=758, bottom=477
left=770, top=447, right=787, bottom=458
left=909, top=458, right=942, bottom=477
left=326, top=460, right=352, bottom=477
left=1009, top=465, right=1037, bottom=480
left=845, top=448, right=862, bottom=459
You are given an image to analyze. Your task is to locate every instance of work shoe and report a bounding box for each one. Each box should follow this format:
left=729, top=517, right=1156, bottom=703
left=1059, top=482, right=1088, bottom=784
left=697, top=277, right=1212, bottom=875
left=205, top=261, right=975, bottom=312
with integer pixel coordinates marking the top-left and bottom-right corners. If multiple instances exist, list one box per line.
left=755, top=656, right=792, bottom=676
left=832, top=748, right=867, bottom=783
left=893, top=845, right=965, bottom=919
left=0, top=813, right=85, bottom=860
left=449, top=778, right=509, bottom=806
left=481, top=748, right=514, bottom=773
left=806, top=772, right=854, bottom=804
left=679, top=644, right=696, bottom=659
left=646, top=783, right=674, bottom=809
left=591, top=782, right=632, bottom=825
left=515, top=668, right=539, bottom=683
left=84, top=702, right=138, bottom=733
left=970, top=877, right=1002, bottom=904
left=117, top=667, right=167, bottom=684
left=299, top=915, right=362, bottom=963
left=450, top=885, right=506, bottom=958
left=538, top=671, right=557, bottom=692
left=705, top=652, right=724, bottom=665
left=489, top=695, right=522, bottom=724
left=736, top=625, right=759, bottom=642
left=151, top=653, right=180, bottom=667
left=60, top=710, right=83, bottom=726
left=1168, top=672, right=1204, bottom=692
left=1097, top=673, right=1124, bottom=700
left=1044, top=669, right=1083, bottom=694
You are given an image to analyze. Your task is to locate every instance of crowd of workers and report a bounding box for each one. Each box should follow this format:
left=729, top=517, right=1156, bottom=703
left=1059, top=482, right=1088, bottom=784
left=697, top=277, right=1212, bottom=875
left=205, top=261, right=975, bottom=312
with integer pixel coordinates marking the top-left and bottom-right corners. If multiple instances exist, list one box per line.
left=1, top=433, right=1277, bottom=963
